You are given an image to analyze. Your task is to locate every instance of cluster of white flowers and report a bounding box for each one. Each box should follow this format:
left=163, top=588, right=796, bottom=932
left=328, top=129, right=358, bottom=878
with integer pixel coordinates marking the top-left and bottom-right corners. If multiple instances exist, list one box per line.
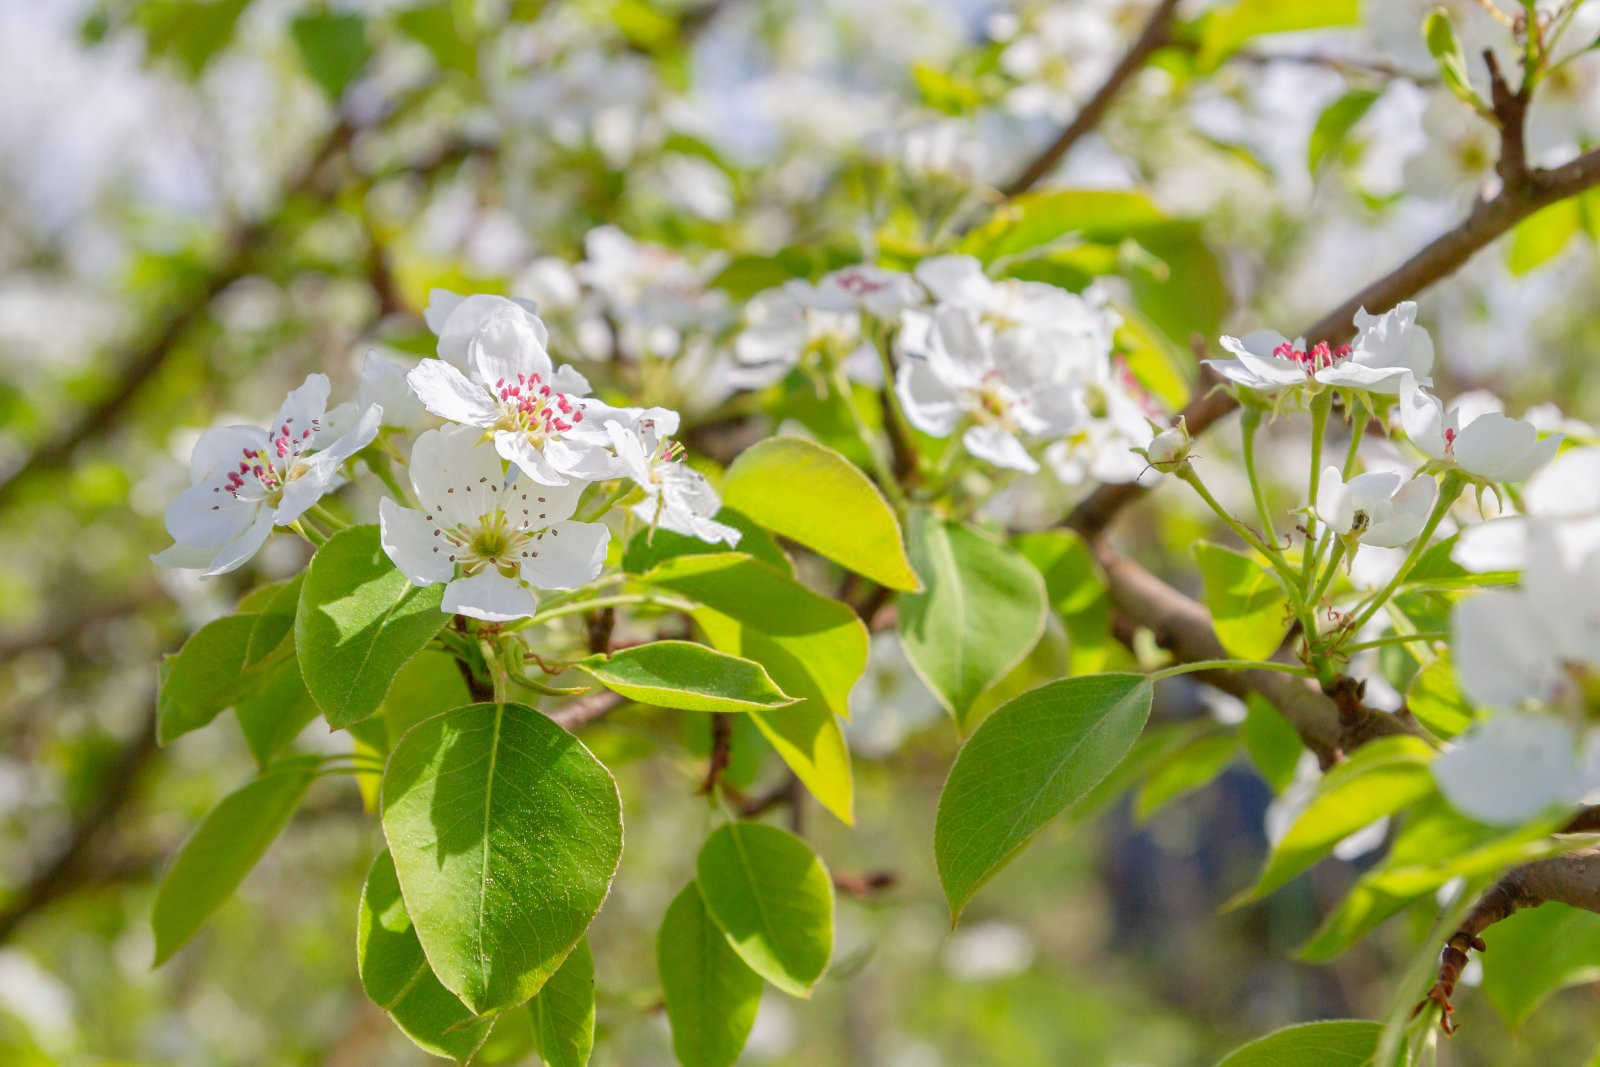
left=155, top=289, right=737, bottom=621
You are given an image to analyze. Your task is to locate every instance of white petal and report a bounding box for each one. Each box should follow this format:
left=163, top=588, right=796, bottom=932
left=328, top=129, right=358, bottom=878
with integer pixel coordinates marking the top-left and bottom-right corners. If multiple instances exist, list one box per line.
left=202, top=511, right=275, bottom=577
left=423, top=289, right=465, bottom=336
left=495, top=432, right=568, bottom=486
left=551, top=364, right=591, bottom=396
left=469, top=305, right=553, bottom=391
left=963, top=424, right=1038, bottom=472
left=1397, top=375, right=1449, bottom=460
left=152, top=541, right=220, bottom=570
left=380, top=497, right=454, bottom=586
left=360, top=351, right=425, bottom=429
left=188, top=425, right=267, bottom=482
left=1315, top=466, right=1354, bottom=533
left=1454, top=413, right=1550, bottom=481
left=913, top=254, right=990, bottom=305
left=1452, top=517, right=1528, bottom=572
left=1526, top=446, right=1600, bottom=516
left=274, top=456, right=341, bottom=524
left=275, top=373, right=331, bottom=436
left=443, top=571, right=539, bottom=622
left=320, top=403, right=383, bottom=466
left=1452, top=590, right=1562, bottom=708
left=407, top=359, right=499, bottom=427
left=411, top=425, right=507, bottom=526
left=1364, top=476, right=1436, bottom=548
left=519, top=520, right=609, bottom=589
left=436, top=294, right=547, bottom=368
left=1433, top=713, right=1583, bottom=825
left=505, top=472, right=586, bottom=525
left=165, top=482, right=257, bottom=547
left=895, top=359, right=962, bottom=436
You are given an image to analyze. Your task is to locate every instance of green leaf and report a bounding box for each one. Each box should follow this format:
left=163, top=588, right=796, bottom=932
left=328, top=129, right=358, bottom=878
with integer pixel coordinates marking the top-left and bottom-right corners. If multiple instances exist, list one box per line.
left=158, top=615, right=262, bottom=744
left=1229, top=736, right=1436, bottom=907
left=720, top=437, right=919, bottom=591
left=1133, top=730, right=1239, bottom=823
left=296, top=525, right=448, bottom=729
left=1197, top=0, right=1362, bottom=70
left=381, top=703, right=622, bottom=1014
left=357, top=850, right=492, bottom=1062
left=1194, top=542, right=1290, bottom=660
left=623, top=508, right=791, bottom=576
left=152, top=759, right=316, bottom=965
left=1240, top=693, right=1303, bottom=793
left=899, top=514, right=1048, bottom=729
left=575, top=641, right=798, bottom=713
left=233, top=658, right=319, bottom=766
left=696, top=822, right=833, bottom=998
left=1405, top=651, right=1478, bottom=738
left=394, top=1, right=477, bottom=75
left=935, top=674, right=1153, bottom=919
left=240, top=574, right=302, bottom=662
left=134, top=0, right=249, bottom=78
left=1508, top=198, right=1582, bottom=275
left=1015, top=529, right=1112, bottom=675
left=646, top=552, right=864, bottom=823
left=382, top=650, right=474, bottom=741
left=1423, top=7, right=1486, bottom=112
left=529, top=937, right=595, bottom=1067
left=658, top=883, right=763, bottom=1067
left=289, top=11, right=370, bottom=101
left=1308, top=88, right=1382, bottom=173
left=960, top=189, right=1166, bottom=262
left=1215, top=1019, right=1380, bottom=1066
left=1481, top=904, right=1600, bottom=1026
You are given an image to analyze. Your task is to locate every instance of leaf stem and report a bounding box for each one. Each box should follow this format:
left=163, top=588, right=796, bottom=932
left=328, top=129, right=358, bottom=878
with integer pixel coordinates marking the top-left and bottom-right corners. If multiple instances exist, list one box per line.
left=525, top=592, right=697, bottom=627
left=1240, top=408, right=1279, bottom=551
left=1149, top=659, right=1314, bottom=681
left=1337, top=629, right=1450, bottom=655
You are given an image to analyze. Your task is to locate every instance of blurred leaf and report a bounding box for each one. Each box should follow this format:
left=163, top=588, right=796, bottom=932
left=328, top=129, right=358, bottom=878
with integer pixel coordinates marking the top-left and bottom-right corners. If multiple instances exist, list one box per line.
left=135, top=0, right=250, bottom=78
left=1116, top=305, right=1194, bottom=411
left=1405, top=650, right=1478, bottom=738
left=961, top=189, right=1166, bottom=263
left=574, top=641, right=798, bottom=713
left=1508, top=199, right=1582, bottom=274
left=658, top=883, right=762, bottom=1067
left=152, top=758, right=317, bottom=964
left=1194, top=0, right=1362, bottom=70
left=1133, top=729, right=1239, bottom=823
left=528, top=937, right=595, bottom=1067
left=395, top=1, right=477, bottom=75
left=1194, top=542, right=1290, bottom=660
left=1423, top=7, right=1487, bottom=112
left=1240, top=693, right=1302, bottom=792
left=295, top=525, right=448, bottom=729
left=1308, top=88, right=1382, bottom=173
left=289, top=11, right=370, bottom=101
left=696, top=822, right=833, bottom=997
left=721, top=437, right=919, bottom=591
left=899, top=513, right=1048, bottom=730
left=357, top=850, right=492, bottom=1061
left=1481, top=904, right=1600, bottom=1026
left=936, top=674, right=1152, bottom=919
left=1230, top=736, right=1436, bottom=907
left=1215, top=1019, right=1380, bottom=1065
left=382, top=702, right=622, bottom=1014
left=1015, top=529, right=1113, bottom=675
left=912, top=62, right=986, bottom=114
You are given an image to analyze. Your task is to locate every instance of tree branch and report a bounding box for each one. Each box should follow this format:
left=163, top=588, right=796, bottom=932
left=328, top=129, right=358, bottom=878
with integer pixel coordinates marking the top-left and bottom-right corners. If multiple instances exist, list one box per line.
left=999, top=0, right=1181, bottom=198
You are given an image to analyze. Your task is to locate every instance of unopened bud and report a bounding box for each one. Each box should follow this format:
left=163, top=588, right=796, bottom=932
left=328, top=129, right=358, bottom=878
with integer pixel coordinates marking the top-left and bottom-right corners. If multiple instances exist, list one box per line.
left=1136, top=417, right=1191, bottom=473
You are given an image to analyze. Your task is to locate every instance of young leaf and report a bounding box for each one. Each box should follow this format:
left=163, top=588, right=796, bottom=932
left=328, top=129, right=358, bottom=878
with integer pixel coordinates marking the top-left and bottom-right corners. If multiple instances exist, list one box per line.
left=381, top=702, right=622, bottom=1014
left=1480, top=904, right=1600, bottom=1026
left=1229, top=736, right=1437, bottom=907
left=357, top=850, right=493, bottom=1062
left=289, top=11, right=370, bottom=101
left=1015, top=529, right=1113, bottom=675
left=1194, top=541, right=1290, bottom=660
left=1240, top=693, right=1303, bottom=793
left=935, top=674, right=1153, bottom=920
left=157, top=615, right=262, bottom=744
left=1423, top=7, right=1487, bottom=112
left=1308, top=88, right=1382, bottom=173
left=719, top=437, right=919, bottom=591
left=1216, top=1019, right=1380, bottom=1066
left=296, top=525, right=448, bottom=729
left=1405, top=651, right=1478, bottom=738
left=899, top=513, right=1048, bottom=729
left=1197, top=0, right=1362, bottom=70
left=1133, top=729, right=1239, bottom=824
left=152, top=759, right=317, bottom=965
left=529, top=937, right=595, bottom=1067
left=1508, top=198, right=1582, bottom=275
left=658, top=883, right=763, bottom=1067
left=696, top=822, right=834, bottom=997
left=233, top=658, right=319, bottom=767
left=574, top=641, right=798, bottom=713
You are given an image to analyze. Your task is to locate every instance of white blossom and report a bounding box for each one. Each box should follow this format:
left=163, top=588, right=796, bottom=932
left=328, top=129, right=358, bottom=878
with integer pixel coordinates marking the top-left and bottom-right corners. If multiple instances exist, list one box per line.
left=379, top=426, right=608, bottom=621
left=575, top=226, right=729, bottom=358
left=1204, top=303, right=1435, bottom=398
left=1044, top=359, right=1156, bottom=486
left=423, top=290, right=544, bottom=369
left=913, top=255, right=1116, bottom=349
left=1315, top=466, right=1437, bottom=548
left=605, top=417, right=740, bottom=546
left=1432, top=713, right=1600, bottom=825
left=1398, top=375, right=1561, bottom=482
left=154, top=374, right=380, bottom=576
left=735, top=265, right=922, bottom=386
left=359, top=349, right=427, bottom=431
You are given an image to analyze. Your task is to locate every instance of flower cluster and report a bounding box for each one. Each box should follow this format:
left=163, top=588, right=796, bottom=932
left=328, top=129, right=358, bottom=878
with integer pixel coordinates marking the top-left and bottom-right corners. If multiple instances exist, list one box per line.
left=156, top=290, right=737, bottom=621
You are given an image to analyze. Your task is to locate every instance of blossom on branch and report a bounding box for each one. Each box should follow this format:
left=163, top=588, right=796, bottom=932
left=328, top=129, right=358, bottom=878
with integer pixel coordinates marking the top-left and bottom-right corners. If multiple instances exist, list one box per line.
left=1398, top=375, right=1561, bottom=482
left=1315, top=466, right=1437, bottom=548
left=1203, top=303, right=1434, bottom=398
left=735, top=265, right=922, bottom=386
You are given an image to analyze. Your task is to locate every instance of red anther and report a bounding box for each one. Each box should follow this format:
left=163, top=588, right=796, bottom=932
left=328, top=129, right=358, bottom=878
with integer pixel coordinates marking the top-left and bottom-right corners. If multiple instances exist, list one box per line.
left=572, top=410, right=584, bottom=422
left=540, top=385, right=551, bottom=397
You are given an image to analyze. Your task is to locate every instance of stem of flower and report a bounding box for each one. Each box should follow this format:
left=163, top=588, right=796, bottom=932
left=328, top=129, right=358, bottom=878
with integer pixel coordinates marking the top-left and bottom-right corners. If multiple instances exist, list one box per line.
left=1337, top=630, right=1450, bottom=655
left=1149, top=658, right=1314, bottom=681
left=1338, top=472, right=1463, bottom=640
left=1300, top=391, right=1332, bottom=588
left=290, top=519, right=327, bottom=548
left=366, top=448, right=415, bottom=508
left=1175, top=465, right=1299, bottom=588
left=480, top=637, right=508, bottom=706
left=1305, top=538, right=1347, bottom=621
left=308, top=502, right=349, bottom=532
left=524, top=592, right=697, bottom=627
left=1340, top=413, right=1367, bottom=479
left=1240, top=408, right=1279, bottom=551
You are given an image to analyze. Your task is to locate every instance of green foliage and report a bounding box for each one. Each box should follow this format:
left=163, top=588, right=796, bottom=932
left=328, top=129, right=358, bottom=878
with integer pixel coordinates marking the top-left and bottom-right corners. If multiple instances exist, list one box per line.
left=1480, top=904, right=1600, bottom=1026
left=1015, top=529, right=1113, bottom=675
left=1423, top=8, right=1483, bottom=110
left=658, top=883, right=763, bottom=1067
left=695, top=822, right=834, bottom=997
left=1230, top=736, right=1437, bottom=907
left=899, top=513, right=1048, bottom=729
left=529, top=937, right=596, bottom=1067
left=622, top=510, right=791, bottom=575
left=232, top=658, right=320, bottom=766
left=295, top=525, right=449, bottom=729
left=152, top=758, right=317, bottom=965
left=289, top=11, right=370, bottom=101
left=1404, top=651, right=1478, bottom=738
left=936, top=674, right=1153, bottom=919
left=1215, top=1019, right=1380, bottom=1065
left=1308, top=89, right=1382, bottom=173
left=1193, top=0, right=1363, bottom=70
left=357, top=850, right=493, bottom=1062
left=1239, top=693, right=1303, bottom=792
left=380, top=702, right=622, bottom=1014
left=575, top=640, right=798, bottom=713
left=134, top=0, right=250, bottom=78
left=395, top=1, right=478, bottom=75
left=1509, top=199, right=1583, bottom=275
left=158, top=615, right=273, bottom=744
left=1133, top=729, right=1239, bottom=823
left=1194, top=542, right=1290, bottom=660
left=720, top=437, right=919, bottom=591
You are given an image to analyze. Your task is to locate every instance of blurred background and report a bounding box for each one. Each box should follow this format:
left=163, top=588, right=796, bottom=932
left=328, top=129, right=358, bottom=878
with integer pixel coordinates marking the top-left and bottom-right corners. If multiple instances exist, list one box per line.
left=3, top=0, right=1600, bottom=1063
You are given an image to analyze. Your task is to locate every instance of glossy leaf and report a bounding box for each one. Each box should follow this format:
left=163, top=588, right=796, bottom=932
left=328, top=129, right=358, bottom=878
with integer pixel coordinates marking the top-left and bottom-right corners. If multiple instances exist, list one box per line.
left=696, top=822, right=833, bottom=997
left=529, top=937, right=595, bottom=1067
left=1014, top=529, right=1112, bottom=675
left=357, top=850, right=492, bottom=1062
left=1240, top=693, right=1302, bottom=793
left=1216, top=1019, right=1380, bottom=1066
left=158, top=615, right=262, bottom=744
left=1194, top=542, right=1289, bottom=661
left=574, top=641, right=798, bottom=713
left=233, top=658, right=319, bottom=767
left=296, top=525, right=448, bottom=729
left=658, top=883, right=763, bottom=1067
left=1405, top=651, right=1478, bottom=739
left=720, top=437, right=918, bottom=591
left=1198, top=0, right=1362, bottom=70
left=152, top=759, right=316, bottom=965
left=899, top=514, right=1047, bottom=729
left=936, top=674, right=1153, bottom=919
left=1481, top=904, right=1600, bottom=1026
left=381, top=702, right=622, bottom=1014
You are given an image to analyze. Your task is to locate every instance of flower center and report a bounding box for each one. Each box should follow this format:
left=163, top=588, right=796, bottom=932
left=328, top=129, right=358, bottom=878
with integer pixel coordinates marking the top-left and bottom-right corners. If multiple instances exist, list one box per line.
left=1274, top=340, right=1352, bottom=378
left=972, top=374, right=1016, bottom=429
left=493, top=372, right=585, bottom=443
left=1443, top=426, right=1457, bottom=457
left=423, top=476, right=555, bottom=579
left=217, top=415, right=322, bottom=503
left=834, top=270, right=889, bottom=297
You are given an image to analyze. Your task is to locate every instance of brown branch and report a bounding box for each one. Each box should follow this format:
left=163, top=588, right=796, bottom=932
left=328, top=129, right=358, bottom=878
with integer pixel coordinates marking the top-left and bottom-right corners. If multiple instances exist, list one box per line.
left=738, top=771, right=801, bottom=818
left=833, top=870, right=898, bottom=898
left=1419, top=848, right=1600, bottom=1033
left=1227, top=48, right=1437, bottom=85
left=999, top=0, right=1181, bottom=198
left=0, top=703, right=158, bottom=944
left=699, top=712, right=733, bottom=794
left=549, top=689, right=625, bottom=731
